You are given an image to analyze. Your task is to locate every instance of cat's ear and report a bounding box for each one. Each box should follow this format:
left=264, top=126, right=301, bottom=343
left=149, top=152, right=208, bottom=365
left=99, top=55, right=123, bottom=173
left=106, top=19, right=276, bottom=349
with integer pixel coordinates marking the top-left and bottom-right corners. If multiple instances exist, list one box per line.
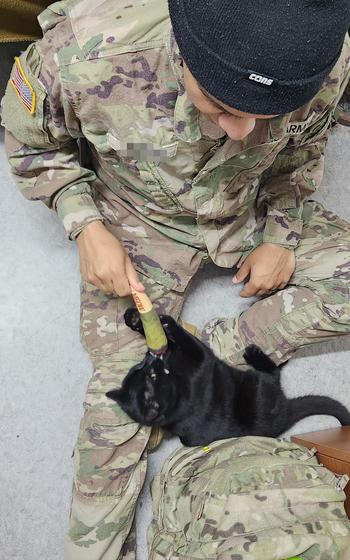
left=106, top=389, right=123, bottom=403
left=143, top=377, right=160, bottom=423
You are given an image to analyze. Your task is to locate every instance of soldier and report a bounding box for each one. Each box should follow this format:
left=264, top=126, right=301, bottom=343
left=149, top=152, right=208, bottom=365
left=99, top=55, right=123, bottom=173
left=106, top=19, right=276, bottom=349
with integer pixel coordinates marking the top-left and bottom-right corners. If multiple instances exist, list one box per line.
left=1, top=0, right=350, bottom=558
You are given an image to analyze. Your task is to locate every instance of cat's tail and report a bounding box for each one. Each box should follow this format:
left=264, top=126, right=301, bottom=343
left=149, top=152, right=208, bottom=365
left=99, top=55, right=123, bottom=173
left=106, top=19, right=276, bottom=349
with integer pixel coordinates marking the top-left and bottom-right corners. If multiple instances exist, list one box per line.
left=287, top=396, right=350, bottom=428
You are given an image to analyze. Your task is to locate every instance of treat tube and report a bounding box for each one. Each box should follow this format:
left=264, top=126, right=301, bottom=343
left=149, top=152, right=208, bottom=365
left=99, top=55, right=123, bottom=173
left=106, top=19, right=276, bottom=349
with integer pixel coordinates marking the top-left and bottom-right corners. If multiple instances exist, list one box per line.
left=131, top=290, right=168, bottom=355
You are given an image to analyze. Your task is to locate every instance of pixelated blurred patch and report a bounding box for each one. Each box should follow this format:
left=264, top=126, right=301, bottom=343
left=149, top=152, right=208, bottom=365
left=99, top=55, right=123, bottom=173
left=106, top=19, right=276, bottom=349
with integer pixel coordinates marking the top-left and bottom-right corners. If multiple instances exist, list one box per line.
left=10, top=57, right=36, bottom=115
left=107, top=133, right=178, bottom=161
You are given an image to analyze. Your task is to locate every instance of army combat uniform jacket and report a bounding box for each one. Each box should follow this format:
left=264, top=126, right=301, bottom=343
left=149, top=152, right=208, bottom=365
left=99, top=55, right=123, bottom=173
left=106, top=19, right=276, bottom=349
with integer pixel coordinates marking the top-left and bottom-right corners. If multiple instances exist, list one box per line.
left=2, top=0, right=350, bottom=293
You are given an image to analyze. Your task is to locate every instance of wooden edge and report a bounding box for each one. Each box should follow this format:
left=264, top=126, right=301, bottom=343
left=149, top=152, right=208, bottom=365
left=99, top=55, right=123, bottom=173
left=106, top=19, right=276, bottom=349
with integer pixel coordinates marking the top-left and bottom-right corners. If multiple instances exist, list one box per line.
left=291, top=435, right=350, bottom=463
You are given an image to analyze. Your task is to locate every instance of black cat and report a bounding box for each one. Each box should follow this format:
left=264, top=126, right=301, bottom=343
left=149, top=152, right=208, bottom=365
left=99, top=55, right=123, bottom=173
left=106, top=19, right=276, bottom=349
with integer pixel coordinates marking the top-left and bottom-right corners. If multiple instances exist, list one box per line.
left=106, top=308, right=350, bottom=447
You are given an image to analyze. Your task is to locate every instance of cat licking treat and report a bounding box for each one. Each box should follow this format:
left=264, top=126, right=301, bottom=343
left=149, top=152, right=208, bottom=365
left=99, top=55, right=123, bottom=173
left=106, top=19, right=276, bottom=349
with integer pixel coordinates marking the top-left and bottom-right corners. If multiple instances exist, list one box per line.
left=107, top=308, right=350, bottom=447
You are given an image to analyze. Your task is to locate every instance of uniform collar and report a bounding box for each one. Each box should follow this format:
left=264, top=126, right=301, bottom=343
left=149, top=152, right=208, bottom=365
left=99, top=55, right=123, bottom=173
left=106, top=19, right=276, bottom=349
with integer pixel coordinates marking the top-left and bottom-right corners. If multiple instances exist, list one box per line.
left=268, top=114, right=292, bottom=141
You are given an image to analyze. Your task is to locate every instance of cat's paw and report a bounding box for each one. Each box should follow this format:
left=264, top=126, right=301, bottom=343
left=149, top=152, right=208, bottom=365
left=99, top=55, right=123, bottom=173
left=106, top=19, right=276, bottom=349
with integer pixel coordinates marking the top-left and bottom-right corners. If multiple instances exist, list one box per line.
left=124, top=307, right=144, bottom=334
left=159, top=315, right=178, bottom=341
left=243, top=345, right=277, bottom=374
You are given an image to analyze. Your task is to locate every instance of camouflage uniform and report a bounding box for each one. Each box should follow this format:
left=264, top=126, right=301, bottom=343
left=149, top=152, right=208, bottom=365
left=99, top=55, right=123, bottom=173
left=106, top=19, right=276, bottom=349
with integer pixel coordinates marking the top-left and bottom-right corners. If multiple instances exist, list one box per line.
left=1, top=1, right=350, bottom=558
left=338, top=79, right=350, bottom=126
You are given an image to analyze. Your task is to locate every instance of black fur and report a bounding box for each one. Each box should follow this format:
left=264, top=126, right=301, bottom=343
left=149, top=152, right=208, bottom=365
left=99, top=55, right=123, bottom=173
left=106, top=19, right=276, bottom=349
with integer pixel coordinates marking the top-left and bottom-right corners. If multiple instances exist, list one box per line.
left=106, top=308, right=350, bottom=447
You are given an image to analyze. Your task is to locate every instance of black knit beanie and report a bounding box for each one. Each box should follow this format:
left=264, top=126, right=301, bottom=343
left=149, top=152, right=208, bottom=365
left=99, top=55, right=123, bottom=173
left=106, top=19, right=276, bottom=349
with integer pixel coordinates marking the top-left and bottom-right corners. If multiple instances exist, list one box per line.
left=168, top=0, right=350, bottom=114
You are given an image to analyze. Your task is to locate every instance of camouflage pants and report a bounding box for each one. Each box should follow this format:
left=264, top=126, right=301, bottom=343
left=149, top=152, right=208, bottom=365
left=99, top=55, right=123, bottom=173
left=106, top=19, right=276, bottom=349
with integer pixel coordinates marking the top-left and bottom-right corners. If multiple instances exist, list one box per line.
left=64, top=199, right=350, bottom=559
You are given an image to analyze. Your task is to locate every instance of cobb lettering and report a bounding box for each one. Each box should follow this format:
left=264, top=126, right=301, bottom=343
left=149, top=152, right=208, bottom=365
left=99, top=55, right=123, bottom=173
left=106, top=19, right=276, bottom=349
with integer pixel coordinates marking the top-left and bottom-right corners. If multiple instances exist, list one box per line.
left=249, top=73, right=274, bottom=86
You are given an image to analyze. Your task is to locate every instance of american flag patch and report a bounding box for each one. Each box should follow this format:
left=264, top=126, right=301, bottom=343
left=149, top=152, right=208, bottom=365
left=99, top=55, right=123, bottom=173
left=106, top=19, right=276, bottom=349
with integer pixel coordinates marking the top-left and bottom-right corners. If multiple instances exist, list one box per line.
left=10, top=57, right=36, bottom=115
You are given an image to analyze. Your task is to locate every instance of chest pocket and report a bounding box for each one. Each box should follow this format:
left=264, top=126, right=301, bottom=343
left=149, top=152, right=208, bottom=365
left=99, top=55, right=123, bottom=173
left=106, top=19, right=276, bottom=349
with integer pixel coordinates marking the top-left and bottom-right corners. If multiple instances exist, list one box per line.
left=94, top=128, right=182, bottom=214
left=222, top=138, right=285, bottom=193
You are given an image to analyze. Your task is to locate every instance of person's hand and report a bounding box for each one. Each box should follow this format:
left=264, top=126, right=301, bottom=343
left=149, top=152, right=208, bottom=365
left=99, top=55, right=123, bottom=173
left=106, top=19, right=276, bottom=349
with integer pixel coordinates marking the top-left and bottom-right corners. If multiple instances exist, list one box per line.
left=233, top=243, right=296, bottom=298
left=76, top=221, right=144, bottom=296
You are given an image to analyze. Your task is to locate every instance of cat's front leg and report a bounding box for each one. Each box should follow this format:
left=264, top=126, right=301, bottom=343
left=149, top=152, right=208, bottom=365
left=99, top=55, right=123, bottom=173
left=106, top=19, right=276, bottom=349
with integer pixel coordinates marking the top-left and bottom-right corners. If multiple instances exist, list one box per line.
left=160, top=315, right=205, bottom=361
left=158, top=314, right=181, bottom=342
left=159, top=315, right=198, bottom=347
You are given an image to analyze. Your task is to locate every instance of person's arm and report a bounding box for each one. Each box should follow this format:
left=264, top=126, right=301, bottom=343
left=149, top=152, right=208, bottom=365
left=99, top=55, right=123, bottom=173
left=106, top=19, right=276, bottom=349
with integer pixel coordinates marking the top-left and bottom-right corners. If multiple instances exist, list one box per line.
left=2, top=40, right=143, bottom=295
left=235, top=34, right=350, bottom=297
left=261, top=129, right=327, bottom=249
left=2, top=41, right=103, bottom=240
left=234, top=124, right=327, bottom=297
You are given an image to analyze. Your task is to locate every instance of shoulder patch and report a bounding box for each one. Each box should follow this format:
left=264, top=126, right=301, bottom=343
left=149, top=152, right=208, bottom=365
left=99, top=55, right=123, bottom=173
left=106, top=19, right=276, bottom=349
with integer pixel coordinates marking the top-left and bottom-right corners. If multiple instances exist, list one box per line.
left=10, top=57, right=36, bottom=115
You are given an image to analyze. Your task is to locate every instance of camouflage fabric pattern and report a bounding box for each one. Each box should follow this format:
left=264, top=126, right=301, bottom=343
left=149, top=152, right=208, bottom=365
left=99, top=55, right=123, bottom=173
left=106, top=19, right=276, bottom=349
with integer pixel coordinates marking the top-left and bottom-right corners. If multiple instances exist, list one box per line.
left=337, top=79, right=350, bottom=127
left=2, top=2, right=350, bottom=559
left=65, top=270, right=185, bottom=559
left=148, top=437, right=350, bottom=559
left=2, top=0, right=350, bottom=279
left=65, top=192, right=350, bottom=559
left=203, top=201, right=350, bottom=367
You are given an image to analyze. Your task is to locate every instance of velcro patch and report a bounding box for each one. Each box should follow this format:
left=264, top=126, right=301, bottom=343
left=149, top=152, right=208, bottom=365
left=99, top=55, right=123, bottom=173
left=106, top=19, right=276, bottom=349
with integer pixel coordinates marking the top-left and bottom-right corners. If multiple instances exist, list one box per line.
left=10, top=57, right=36, bottom=115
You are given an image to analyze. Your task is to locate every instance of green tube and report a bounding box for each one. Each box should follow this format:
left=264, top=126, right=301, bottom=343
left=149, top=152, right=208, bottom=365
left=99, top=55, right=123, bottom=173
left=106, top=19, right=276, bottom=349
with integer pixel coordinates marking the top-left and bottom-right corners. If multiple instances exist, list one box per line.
left=132, top=290, right=168, bottom=354
left=140, top=308, right=168, bottom=354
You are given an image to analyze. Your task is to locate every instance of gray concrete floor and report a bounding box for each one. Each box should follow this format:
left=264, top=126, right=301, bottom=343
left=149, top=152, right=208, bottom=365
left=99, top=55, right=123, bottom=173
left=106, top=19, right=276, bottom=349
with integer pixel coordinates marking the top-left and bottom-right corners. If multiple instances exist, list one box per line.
left=1, top=110, right=350, bottom=557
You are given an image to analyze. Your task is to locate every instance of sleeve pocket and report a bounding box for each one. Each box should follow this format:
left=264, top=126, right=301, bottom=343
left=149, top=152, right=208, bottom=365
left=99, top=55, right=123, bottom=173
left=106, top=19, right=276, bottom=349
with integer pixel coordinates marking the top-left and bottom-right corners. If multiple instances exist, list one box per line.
left=1, top=43, right=54, bottom=148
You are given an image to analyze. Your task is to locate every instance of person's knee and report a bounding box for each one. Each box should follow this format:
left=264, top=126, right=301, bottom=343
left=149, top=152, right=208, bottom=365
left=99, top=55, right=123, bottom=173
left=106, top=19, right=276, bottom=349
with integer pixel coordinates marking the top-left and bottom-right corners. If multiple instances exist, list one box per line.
left=73, top=396, right=150, bottom=500
left=80, top=281, right=150, bottom=363
left=74, top=347, right=152, bottom=500
left=315, top=278, right=350, bottom=327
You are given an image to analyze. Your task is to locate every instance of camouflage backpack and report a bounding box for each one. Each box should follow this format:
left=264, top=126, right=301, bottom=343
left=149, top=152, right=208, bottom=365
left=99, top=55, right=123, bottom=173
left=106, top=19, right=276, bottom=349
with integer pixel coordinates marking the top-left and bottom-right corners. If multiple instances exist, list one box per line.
left=148, top=437, right=350, bottom=559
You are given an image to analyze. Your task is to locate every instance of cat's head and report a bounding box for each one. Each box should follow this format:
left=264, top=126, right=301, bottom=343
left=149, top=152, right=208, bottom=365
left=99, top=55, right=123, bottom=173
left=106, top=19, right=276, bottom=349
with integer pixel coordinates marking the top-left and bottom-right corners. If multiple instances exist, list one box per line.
left=106, top=353, right=179, bottom=425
